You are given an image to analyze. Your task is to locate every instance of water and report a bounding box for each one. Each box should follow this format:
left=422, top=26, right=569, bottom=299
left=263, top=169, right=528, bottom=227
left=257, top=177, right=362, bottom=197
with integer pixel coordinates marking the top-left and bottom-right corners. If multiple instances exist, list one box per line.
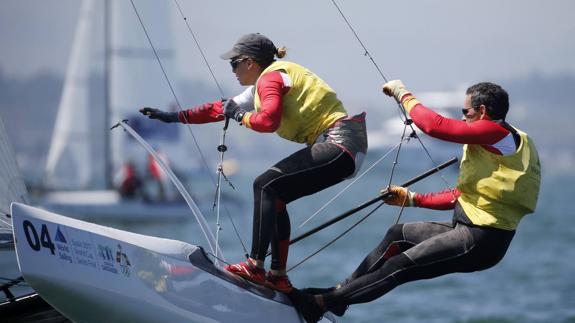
left=2, top=155, right=574, bottom=322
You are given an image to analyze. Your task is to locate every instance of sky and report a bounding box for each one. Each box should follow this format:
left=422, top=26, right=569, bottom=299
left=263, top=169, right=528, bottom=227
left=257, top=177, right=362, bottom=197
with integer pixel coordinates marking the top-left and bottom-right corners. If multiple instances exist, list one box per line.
left=1, top=0, right=574, bottom=109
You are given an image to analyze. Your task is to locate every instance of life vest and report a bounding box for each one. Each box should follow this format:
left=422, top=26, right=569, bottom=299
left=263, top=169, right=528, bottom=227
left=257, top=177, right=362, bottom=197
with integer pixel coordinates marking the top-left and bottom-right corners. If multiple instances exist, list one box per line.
left=457, top=127, right=541, bottom=230
left=254, top=61, right=347, bottom=145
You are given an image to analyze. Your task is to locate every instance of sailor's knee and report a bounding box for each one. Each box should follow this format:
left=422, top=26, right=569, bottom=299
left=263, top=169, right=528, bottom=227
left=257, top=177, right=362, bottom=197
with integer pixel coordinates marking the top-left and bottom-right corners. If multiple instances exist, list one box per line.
left=253, top=173, right=269, bottom=193
left=382, top=253, right=415, bottom=283
left=385, top=224, right=404, bottom=241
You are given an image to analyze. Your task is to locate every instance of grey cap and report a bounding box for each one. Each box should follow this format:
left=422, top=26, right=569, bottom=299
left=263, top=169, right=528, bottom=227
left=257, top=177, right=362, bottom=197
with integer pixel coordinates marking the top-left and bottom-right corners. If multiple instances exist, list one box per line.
left=220, top=33, right=277, bottom=61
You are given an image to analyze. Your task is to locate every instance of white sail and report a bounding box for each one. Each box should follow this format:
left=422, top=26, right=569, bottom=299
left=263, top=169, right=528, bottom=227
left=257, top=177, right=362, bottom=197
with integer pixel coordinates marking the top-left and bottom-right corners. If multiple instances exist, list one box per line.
left=39, top=1, right=197, bottom=220
left=44, top=0, right=96, bottom=190
left=44, top=0, right=183, bottom=191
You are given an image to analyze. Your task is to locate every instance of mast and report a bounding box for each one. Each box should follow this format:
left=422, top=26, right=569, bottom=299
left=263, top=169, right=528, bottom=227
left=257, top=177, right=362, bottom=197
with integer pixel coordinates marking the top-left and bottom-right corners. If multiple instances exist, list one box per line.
left=103, top=0, right=112, bottom=189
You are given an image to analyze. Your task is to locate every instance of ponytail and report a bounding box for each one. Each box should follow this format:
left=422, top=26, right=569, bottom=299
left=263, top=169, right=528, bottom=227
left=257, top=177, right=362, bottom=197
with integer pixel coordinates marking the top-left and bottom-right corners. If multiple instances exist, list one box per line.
left=275, top=46, right=287, bottom=59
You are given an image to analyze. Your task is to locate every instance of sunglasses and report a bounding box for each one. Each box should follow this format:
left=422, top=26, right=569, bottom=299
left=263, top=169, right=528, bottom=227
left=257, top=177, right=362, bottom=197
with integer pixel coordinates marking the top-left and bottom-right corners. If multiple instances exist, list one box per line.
left=230, top=57, right=248, bottom=70
left=461, top=107, right=475, bottom=116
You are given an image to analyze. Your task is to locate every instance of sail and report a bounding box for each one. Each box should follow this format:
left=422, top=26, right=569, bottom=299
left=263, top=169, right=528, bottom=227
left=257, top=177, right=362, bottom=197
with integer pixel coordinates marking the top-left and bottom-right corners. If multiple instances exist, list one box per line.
left=0, top=115, right=29, bottom=248
left=44, top=0, right=98, bottom=190
left=44, top=0, right=183, bottom=192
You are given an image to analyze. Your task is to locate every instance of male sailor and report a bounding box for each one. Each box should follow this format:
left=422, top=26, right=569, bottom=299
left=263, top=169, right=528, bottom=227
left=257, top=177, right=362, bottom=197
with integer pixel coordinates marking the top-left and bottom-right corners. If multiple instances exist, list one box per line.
left=291, top=81, right=541, bottom=322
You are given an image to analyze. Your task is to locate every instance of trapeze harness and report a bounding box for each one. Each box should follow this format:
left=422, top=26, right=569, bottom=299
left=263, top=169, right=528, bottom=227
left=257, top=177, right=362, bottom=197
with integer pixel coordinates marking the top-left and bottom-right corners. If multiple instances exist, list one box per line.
left=178, top=60, right=368, bottom=271
left=321, top=99, right=541, bottom=308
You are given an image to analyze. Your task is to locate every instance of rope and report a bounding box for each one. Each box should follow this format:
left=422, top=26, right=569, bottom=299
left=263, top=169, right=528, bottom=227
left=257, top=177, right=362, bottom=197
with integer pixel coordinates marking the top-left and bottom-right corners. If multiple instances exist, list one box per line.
left=288, top=201, right=385, bottom=272
left=287, top=0, right=457, bottom=269
left=173, top=0, right=225, bottom=97
left=296, top=141, right=403, bottom=230
left=128, top=0, right=248, bottom=257
left=327, top=0, right=454, bottom=201
left=170, top=0, right=249, bottom=260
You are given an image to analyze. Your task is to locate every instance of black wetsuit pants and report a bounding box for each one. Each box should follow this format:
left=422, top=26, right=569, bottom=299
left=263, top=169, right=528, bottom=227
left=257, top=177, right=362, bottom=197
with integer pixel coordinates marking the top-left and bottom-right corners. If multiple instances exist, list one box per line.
left=250, top=142, right=355, bottom=270
left=323, top=212, right=515, bottom=307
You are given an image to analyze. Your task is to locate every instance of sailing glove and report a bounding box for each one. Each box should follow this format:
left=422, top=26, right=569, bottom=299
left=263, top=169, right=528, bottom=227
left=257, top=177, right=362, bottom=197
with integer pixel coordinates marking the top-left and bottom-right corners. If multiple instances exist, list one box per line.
left=380, top=185, right=416, bottom=207
left=140, top=107, right=179, bottom=123
left=382, top=80, right=411, bottom=103
left=222, top=99, right=247, bottom=123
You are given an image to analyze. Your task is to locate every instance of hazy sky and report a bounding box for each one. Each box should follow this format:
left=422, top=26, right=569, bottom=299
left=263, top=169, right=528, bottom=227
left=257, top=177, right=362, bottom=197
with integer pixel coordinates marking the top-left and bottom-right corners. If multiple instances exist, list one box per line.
left=1, top=0, right=574, bottom=108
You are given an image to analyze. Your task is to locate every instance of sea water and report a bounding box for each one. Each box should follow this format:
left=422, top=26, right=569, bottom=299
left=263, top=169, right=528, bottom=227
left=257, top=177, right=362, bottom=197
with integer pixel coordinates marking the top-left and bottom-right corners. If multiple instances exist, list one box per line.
left=2, top=156, right=573, bottom=323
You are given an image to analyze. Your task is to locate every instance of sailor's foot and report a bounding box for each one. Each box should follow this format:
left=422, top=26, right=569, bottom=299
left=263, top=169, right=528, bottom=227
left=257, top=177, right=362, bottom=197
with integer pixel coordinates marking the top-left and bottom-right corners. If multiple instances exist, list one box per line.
left=301, top=286, right=348, bottom=317
left=287, top=288, right=325, bottom=323
left=265, top=272, right=293, bottom=293
left=224, top=260, right=266, bottom=286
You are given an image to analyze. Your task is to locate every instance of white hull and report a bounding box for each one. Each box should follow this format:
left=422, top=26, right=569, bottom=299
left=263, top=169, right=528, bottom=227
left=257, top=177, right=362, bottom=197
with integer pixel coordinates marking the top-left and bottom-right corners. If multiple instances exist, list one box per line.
left=40, top=190, right=192, bottom=221
left=11, top=203, right=330, bottom=322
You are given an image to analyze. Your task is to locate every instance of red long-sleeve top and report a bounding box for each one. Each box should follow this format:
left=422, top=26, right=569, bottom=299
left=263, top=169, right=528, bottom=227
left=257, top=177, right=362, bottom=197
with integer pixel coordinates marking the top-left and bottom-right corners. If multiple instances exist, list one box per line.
left=177, top=71, right=288, bottom=132
left=408, top=100, right=515, bottom=210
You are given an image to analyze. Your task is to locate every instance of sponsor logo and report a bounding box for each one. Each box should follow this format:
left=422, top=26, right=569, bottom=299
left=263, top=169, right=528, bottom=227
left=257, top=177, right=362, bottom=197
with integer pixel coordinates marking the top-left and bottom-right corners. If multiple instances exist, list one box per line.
left=98, top=245, right=118, bottom=274
left=54, top=226, right=73, bottom=264
left=115, top=244, right=131, bottom=277
left=55, top=226, right=67, bottom=243
left=69, top=230, right=97, bottom=269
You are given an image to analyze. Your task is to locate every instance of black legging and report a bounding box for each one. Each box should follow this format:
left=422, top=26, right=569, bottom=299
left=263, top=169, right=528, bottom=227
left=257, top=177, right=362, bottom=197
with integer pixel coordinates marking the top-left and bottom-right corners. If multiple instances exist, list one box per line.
left=323, top=216, right=515, bottom=308
left=251, top=142, right=355, bottom=270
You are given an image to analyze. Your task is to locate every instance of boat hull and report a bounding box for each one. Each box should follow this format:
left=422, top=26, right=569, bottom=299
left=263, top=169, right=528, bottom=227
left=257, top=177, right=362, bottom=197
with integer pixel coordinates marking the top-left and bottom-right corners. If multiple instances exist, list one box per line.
left=11, top=203, right=318, bottom=322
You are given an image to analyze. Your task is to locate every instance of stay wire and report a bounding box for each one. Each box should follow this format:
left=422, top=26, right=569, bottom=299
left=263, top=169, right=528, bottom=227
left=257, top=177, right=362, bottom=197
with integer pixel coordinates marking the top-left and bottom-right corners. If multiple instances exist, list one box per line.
left=329, top=0, right=408, bottom=123
left=386, top=122, right=409, bottom=190
left=287, top=1, right=456, bottom=267
left=171, top=0, right=248, bottom=258
left=128, top=0, right=248, bottom=257
left=328, top=0, right=454, bottom=196
left=288, top=123, right=413, bottom=272
left=0, top=276, right=27, bottom=287
left=329, top=0, right=388, bottom=83
left=290, top=0, right=414, bottom=249
left=173, top=0, right=225, bottom=97
left=296, top=140, right=403, bottom=230
left=288, top=201, right=385, bottom=272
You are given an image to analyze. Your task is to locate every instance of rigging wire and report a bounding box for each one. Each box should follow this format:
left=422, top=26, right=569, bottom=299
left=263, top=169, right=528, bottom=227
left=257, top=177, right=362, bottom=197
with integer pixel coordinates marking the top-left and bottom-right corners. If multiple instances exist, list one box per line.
left=329, top=0, right=388, bottom=84
left=288, top=0, right=458, bottom=269
left=293, top=0, right=414, bottom=233
left=289, top=201, right=385, bottom=272
left=296, top=140, right=403, bottom=230
left=0, top=276, right=28, bottom=287
left=173, top=0, right=225, bottom=97
left=128, top=0, right=248, bottom=258
left=171, top=0, right=248, bottom=260
left=328, top=0, right=454, bottom=199
left=0, top=213, right=12, bottom=229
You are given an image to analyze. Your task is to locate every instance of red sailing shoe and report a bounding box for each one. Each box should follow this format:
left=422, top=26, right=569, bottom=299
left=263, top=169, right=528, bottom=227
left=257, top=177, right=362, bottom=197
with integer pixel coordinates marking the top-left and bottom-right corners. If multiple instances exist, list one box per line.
left=224, top=261, right=266, bottom=285
left=265, top=272, right=293, bottom=293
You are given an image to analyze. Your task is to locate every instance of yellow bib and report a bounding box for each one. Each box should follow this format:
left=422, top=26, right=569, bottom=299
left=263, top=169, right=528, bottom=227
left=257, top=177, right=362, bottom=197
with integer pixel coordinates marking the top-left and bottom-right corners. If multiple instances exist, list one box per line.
left=254, top=61, right=347, bottom=145
left=457, top=128, right=541, bottom=230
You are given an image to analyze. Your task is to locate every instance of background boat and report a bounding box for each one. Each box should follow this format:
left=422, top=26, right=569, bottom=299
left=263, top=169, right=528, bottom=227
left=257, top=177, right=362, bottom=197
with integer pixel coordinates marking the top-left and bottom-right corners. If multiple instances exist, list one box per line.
left=38, top=0, right=243, bottom=222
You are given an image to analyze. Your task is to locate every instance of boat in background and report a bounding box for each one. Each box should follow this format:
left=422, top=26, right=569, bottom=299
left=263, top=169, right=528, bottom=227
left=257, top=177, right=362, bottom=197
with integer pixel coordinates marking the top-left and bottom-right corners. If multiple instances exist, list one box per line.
left=38, top=0, right=228, bottom=222
left=368, top=89, right=467, bottom=149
